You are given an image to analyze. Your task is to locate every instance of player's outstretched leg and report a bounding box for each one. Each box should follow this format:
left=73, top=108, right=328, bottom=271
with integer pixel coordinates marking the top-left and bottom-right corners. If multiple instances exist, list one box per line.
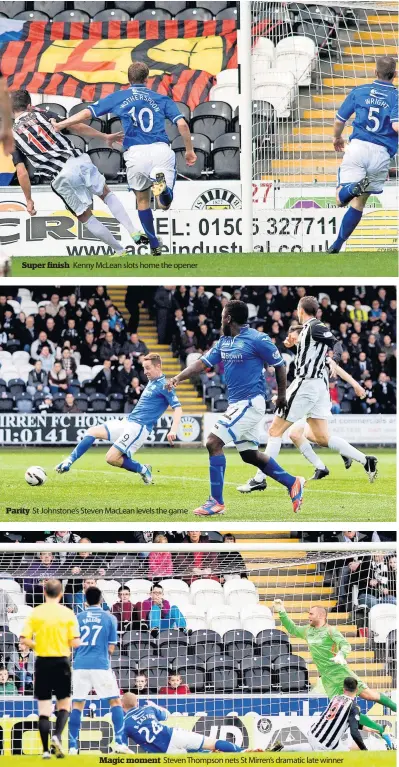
left=101, top=187, right=149, bottom=246
left=193, top=434, right=226, bottom=516
left=240, top=450, right=305, bottom=513
left=105, top=446, right=153, bottom=484
left=288, top=424, right=330, bottom=481
left=55, top=426, right=106, bottom=473
left=78, top=207, right=126, bottom=256
left=328, top=193, right=369, bottom=253
left=326, top=436, right=378, bottom=482
left=135, top=189, right=162, bottom=256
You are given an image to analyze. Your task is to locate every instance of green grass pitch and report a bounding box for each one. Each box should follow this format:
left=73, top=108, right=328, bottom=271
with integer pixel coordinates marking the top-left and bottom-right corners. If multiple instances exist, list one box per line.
left=1, top=447, right=395, bottom=522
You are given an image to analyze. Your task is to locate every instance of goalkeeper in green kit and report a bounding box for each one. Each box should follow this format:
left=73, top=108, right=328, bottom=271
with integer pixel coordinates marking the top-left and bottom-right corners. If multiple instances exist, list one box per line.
left=274, top=600, right=396, bottom=747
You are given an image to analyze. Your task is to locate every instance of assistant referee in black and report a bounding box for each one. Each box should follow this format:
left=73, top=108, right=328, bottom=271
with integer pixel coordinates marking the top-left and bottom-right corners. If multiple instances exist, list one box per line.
left=20, top=578, right=80, bottom=759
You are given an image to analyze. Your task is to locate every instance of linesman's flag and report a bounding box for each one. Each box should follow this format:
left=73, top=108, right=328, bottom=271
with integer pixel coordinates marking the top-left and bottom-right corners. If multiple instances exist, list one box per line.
left=0, top=18, right=237, bottom=110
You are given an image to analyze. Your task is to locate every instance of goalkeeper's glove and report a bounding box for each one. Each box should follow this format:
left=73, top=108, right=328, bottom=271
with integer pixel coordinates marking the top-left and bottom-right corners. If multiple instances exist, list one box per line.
left=332, top=651, right=346, bottom=665
left=273, top=599, right=284, bottom=612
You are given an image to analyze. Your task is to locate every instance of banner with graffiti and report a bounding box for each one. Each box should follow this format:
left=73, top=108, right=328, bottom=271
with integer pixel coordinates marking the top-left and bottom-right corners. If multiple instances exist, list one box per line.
left=0, top=18, right=236, bottom=108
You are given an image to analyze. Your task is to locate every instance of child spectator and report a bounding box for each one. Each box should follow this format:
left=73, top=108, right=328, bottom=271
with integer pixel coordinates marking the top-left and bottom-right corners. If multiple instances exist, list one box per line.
left=159, top=673, right=190, bottom=695
left=111, top=586, right=136, bottom=631
left=0, top=667, right=18, bottom=695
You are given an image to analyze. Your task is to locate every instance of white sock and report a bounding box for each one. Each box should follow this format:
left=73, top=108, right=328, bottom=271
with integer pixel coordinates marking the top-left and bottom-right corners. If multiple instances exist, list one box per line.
left=85, top=215, right=124, bottom=253
left=103, top=192, right=138, bottom=236
left=299, top=439, right=326, bottom=470
left=328, top=436, right=366, bottom=465
left=254, top=437, right=282, bottom=481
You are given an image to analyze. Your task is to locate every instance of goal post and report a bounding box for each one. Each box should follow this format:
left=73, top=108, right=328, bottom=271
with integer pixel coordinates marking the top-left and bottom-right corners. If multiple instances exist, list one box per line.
left=0, top=540, right=395, bottom=755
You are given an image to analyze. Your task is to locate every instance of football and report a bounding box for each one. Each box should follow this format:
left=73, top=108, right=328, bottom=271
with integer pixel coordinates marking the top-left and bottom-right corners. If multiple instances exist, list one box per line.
left=25, top=466, right=47, bottom=486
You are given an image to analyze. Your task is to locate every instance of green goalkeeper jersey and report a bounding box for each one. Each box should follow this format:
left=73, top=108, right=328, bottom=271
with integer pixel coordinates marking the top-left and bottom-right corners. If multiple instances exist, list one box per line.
left=279, top=610, right=365, bottom=697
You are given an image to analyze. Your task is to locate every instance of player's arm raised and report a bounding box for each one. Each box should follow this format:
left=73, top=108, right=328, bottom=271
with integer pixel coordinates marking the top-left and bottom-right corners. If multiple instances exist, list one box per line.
left=167, top=359, right=207, bottom=390
left=273, top=600, right=308, bottom=639
left=176, top=118, right=197, bottom=166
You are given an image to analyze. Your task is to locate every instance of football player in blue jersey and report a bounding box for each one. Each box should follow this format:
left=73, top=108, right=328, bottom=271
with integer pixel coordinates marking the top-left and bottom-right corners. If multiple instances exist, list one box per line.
left=329, top=55, right=398, bottom=253
left=167, top=300, right=305, bottom=516
left=121, top=693, right=243, bottom=754
left=54, top=61, right=197, bottom=256
left=56, top=353, right=182, bottom=484
left=69, top=586, right=128, bottom=755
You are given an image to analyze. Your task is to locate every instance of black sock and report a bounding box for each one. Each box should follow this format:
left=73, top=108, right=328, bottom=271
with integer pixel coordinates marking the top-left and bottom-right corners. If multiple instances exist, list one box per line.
left=55, top=709, right=70, bottom=739
left=39, top=715, right=50, bottom=752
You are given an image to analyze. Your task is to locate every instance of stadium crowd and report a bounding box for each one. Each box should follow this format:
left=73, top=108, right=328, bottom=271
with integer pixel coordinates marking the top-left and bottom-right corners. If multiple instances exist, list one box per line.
left=0, top=285, right=396, bottom=415
left=0, top=530, right=395, bottom=696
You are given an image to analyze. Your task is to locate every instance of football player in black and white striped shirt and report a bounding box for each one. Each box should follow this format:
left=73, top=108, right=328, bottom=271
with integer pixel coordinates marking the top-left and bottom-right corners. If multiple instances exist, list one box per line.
left=10, top=89, right=148, bottom=256
left=308, top=677, right=368, bottom=751
left=238, top=295, right=378, bottom=496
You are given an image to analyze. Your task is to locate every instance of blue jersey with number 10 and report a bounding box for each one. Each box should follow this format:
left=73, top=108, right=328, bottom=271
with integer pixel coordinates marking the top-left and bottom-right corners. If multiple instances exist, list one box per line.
left=73, top=607, right=118, bottom=671
left=336, top=80, right=398, bottom=157
left=89, top=86, right=184, bottom=149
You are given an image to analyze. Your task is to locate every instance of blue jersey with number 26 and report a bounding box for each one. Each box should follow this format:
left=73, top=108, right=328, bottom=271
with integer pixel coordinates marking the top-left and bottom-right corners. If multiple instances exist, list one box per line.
left=89, top=86, right=184, bottom=149
left=336, top=80, right=398, bottom=157
left=73, top=607, right=118, bottom=671
left=124, top=702, right=172, bottom=753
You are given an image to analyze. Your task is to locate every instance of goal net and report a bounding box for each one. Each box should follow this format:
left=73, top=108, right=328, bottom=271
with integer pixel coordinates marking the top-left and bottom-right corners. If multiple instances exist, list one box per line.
left=251, top=0, right=398, bottom=251
left=0, top=540, right=395, bottom=756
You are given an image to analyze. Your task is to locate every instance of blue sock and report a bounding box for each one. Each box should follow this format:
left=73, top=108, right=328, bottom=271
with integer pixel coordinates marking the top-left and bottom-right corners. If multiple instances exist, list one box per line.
left=69, top=435, right=95, bottom=464
left=122, top=455, right=143, bottom=473
left=215, top=740, right=242, bottom=752
left=338, top=183, right=360, bottom=205
left=111, top=705, right=124, bottom=745
left=263, top=457, right=295, bottom=489
left=334, top=206, right=363, bottom=248
left=209, top=454, right=226, bottom=504
left=159, top=185, right=173, bottom=207
left=69, top=708, right=82, bottom=747
left=138, top=208, right=159, bottom=248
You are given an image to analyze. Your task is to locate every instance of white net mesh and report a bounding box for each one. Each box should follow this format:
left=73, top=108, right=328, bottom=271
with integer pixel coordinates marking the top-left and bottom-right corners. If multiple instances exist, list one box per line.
left=0, top=540, right=395, bottom=755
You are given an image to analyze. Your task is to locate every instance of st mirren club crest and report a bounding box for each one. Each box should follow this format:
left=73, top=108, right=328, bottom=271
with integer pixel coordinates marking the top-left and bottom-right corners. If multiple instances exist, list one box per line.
left=192, top=188, right=242, bottom=210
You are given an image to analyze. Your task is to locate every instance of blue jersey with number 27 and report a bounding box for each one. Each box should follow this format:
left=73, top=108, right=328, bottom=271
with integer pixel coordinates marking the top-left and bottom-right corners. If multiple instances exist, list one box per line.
left=89, top=86, right=184, bottom=149
left=124, top=702, right=172, bottom=753
left=201, top=326, right=284, bottom=403
left=336, top=80, right=398, bottom=157
left=73, top=607, right=118, bottom=671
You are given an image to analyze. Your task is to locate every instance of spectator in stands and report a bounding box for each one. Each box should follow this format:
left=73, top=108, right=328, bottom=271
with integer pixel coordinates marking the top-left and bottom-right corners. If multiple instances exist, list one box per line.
left=30, top=330, right=55, bottom=361
left=24, top=551, right=59, bottom=606
left=92, top=359, right=117, bottom=395
left=179, top=328, right=197, bottom=364
left=375, top=372, right=396, bottom=414
left=99, top=331, right=120, bottom=362
left=208, top=287, right=224, bottom=327
left=7, top=642, right=34, bottom=693
left=159, top=673, right=190, bottom=695
left=48, top=360, right=68, bottom=395
left=122, top=332, right=149, bottom=360
left=329, top=380, right=341, bottom=414
left=111, top=586, right=136, bottom=631
left=60, top=345, right=77, bottom=379
left=108, top=305, right=125, bottom=332
left=154, top=286, right=175, bottom=344
left=36, top=394, right=53, bottom=413
left=45, top=531, right=81, bottom=565
left=125, top=376, right=144, bottom=413
left=116, top=358, right=137, bottom=394
left=0, top=587, right=17, bottom=627
left=137, top=584, right=186, bottom=638
left=80, top=332, right=100, bottom=366
left=62, top=393, right=79, bottom=413
left=196, top=323, right=213, bottom=353
left=358, top=555, right=397, bottom=609
left=45, top=316, right=61, bottom=345
left=44, top=293, right=61, bottom=317
left=130, top=672, right=148, bottom=696
left=0, top=667, right=18, bottom=695
left=34, top=306, right=49, bottom=334
left=37, top=344, right=55, bottom=374
left=193, top=286, right=209, bottom=316
left=361, top=378, right=379, bottom=414
left=125, top=286, right=143, bottom=333
left=148, top=533, right=173, bottom=579
left=26, top=360, right=50, bottom=398
left=178, top=531, right=219, bottom=584
left=218, top=534, right=247, bottom=581
left=73, top=578, right=110, bottom=615
left=0, top=294, right=14, bottom=320
left=329, top=532, right=370, bottom=613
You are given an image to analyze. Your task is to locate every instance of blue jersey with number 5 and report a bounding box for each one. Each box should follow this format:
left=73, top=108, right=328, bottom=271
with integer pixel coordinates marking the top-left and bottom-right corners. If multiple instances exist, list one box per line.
left=74, top=607, right=118, bottom=671
left=89, top=86, right=184, bottom=149
left=336, top=80, right=398, bottom=157
left=124, top=703, right=172, bottom=753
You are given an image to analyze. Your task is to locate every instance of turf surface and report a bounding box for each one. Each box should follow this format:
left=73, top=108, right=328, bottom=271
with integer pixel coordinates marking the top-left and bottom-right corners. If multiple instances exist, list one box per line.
left=10, top=251, right=397, bottom=277
left=1, top=447, right=395, bottom=522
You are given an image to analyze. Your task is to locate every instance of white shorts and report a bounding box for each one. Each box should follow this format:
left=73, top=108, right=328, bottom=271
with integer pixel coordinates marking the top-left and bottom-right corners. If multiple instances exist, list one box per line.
left=307, top=731, right=349, bottom=752
left=52, top=153, right=106, bottom=216
left=338, top=138, right=390, bottom=193
left=124, top=142, right=176, bottom=191
left=279, top=378, right=331, bottom=423
left=167, top=728, right=204, bottom=754
left=211, top=394, right=266, bottom=452
left=72, top=668, right=120, bottom=701
left=103, top=418, right=128, bottom=443
left=113, top=420, right=149, bottom=456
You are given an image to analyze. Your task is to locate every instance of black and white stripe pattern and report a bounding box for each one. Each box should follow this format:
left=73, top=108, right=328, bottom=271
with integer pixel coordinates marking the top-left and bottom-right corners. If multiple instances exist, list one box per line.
left=13, top=109, right=81, bottom=180
left=294, top=319, right=331, bottom=382
left=310, top=695, right=354, bottom=749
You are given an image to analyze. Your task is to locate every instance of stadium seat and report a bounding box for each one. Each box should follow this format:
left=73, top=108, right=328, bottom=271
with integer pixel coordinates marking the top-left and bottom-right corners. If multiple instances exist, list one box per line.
left=96, top=579, right=121, bottom=607
left=197, top=1, right=230, bottom=13
left=33, top=2, right=65, bottom=17
left=0, top=379, right=7, bottom=395
left=246, top=303, right=258, bottom=321
left=74, top=1, right=106, bottom=13
left=0, top=631, right=18, bottom=656
left=52, top=394, right=66, bottom=413
left=17, top=289, right=31, bottom=299
left=253, top=72, right=297, bottom=118
left=110, top=656, right=131, bottom=671
left=0, top=1, right=25, bottom=16
left=12, top=351, right=30, bottom=365
left=69, top=103, right=105, bottom=129
left=224, top=579, right=259, bottom=607
left=240, top=603, right=273, bottom=622
left=175, top=7, right=213, bottom=20
left=189, top=630, right=223, bottom=657
left=242, top=616, right=276, bottom=636
left=181, top=606, right=207, bottom=632
left=88, top=146, right=122, bottom=182
left=242, top=656, right=273, bottom=691
left=89, top=392, right=107, bottom=412
left=155, top=2, right=188, bottom=14
left=191, top=102, right=232, bottom=143
left=93, top=8, right=131, bottom=21
left=369, top=604, right=397, bottom=644
left=209, top=83, right=239, bottom=111
left=216, top=69, right=239, bottom=87
left=8, top=378, right=25, bottom=398
left=256, top=628, right=291, bottom=655
left=0, top=351, right=12, bottom=360
left=15, top=10, right=50, bottom=20
left=16, top=393, right=33, bottom=413
left=134, top=8, right=172, bottom=20
left=208, top=606, right=241, bottom=636
left=137, top=656, right=169, bottom=690
left=212, top=133, right=240, bottom=179
left=206, top=385, right=224, bottom=401
left=121, top=630, right=152, bottom=653
left=109, top=393, right=124, bottom=413
left=175, top=102, right=191, bottom=123
left=206, top=655, right=238, bottom=691
left=68, top=134, right=86, bottom=153
left=172, top=134, right=210, bottom=179
left=174, top=657, right=206, bottom=692
left=76, top=365, right=93, bottom=384
left=20, top=301, right=38, bottom=315
left=158, top=578, right=190, bottom=599
left=158, top=630, right=189, bottom=657
left=223, top=629, right=255, bottom=658
left=108, top=116, right=123, bottom=136
left=0, top=579, right=21, bottom=593
left=165, top=119, right=181, bottom=143
left=0, top=397, right=13, bottom=411
left=125, top=578, right=152, bottom=603
left=42, top=103, right=69, bottom=120
left=113, top=1, right=146, bottom=14
left=275, top=36, right=316, bottom=86
left=190, top=579, right=223, bottom=610
left=213, top=397, right=228, bottom=413
left=274, top=653, right=309, bottom=692
left=252, top=37, right=275, bottom=70
left=53, top=10, right=91, bottom=23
